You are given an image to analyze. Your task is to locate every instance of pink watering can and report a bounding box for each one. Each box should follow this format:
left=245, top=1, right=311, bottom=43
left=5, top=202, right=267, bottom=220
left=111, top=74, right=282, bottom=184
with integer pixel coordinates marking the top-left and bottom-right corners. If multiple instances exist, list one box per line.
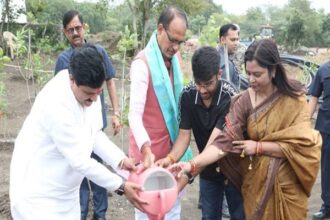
left=128, top=165, right=178, bottom=220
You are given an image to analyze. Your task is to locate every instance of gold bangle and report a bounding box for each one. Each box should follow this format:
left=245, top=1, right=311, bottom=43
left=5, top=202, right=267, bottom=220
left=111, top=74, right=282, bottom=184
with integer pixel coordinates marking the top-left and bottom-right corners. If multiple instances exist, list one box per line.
left=256, top=142, right=260, bottom=156
left=166, top=154, right=175, bottom=164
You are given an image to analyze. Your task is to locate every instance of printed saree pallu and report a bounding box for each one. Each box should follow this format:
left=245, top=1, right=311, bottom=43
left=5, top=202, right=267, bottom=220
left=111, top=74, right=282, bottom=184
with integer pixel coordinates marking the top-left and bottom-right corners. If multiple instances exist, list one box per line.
left=212, top=90, right=321, bottom=220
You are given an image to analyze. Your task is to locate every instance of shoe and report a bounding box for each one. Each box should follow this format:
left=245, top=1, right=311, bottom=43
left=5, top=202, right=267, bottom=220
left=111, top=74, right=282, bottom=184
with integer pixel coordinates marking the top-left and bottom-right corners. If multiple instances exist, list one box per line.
left=313, top=206, right=330, bottom=220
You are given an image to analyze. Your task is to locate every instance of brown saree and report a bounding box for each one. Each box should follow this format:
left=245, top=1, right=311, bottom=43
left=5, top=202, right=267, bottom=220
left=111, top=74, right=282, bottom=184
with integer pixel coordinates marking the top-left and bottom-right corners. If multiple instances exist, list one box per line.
left=213, top=90, right=321, bottom=220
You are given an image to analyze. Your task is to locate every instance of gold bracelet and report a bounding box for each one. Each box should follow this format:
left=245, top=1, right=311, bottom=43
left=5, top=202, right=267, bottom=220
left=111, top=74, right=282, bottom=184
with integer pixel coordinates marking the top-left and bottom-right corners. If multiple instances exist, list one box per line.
left=166, top=154, right=175, bottom=164
left=256, top=142, right=260, bottom=156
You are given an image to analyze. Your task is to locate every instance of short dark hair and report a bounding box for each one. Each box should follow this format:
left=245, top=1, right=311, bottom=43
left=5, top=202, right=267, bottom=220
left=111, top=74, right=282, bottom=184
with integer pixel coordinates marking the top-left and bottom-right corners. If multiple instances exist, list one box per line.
left=192, top=46, right=220, bottom=82
left=69, top=44, right=105, bottom=88
left=219, top=23, right=238, bottom=38
left=157, top=6, right=188, bottom=29
left=63, top=10, right=83, bottom=28
left=244, top=39, right=304, bottom=98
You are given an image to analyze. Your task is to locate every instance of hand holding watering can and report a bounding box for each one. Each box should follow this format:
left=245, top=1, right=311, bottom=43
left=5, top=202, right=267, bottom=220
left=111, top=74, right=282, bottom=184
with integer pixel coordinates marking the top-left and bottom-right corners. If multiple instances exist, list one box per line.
left=116, top=158, right=149, bottom=212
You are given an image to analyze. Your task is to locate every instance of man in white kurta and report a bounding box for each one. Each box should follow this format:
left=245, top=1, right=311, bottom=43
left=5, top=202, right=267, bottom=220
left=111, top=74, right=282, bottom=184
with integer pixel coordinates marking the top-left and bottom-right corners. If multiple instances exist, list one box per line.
left=10, top=44, right=145, bottom=220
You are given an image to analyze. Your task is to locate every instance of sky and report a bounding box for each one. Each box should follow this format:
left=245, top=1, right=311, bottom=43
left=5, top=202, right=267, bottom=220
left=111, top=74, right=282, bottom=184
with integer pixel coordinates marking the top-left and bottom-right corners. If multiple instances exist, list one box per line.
left=213, top=0, right=329, bottom=15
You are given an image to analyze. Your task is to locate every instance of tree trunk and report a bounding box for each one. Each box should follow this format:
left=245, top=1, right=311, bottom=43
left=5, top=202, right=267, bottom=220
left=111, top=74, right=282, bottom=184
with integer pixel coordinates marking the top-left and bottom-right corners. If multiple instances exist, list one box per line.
left=0, top=2, right=6, bottom=46
left=127, top=0, right=139, bottom=49
left=141, top=0, right=152, bottom=48
left=5, top=0, right=10, bottom=32
left=42, top=20, right=48, bottom=39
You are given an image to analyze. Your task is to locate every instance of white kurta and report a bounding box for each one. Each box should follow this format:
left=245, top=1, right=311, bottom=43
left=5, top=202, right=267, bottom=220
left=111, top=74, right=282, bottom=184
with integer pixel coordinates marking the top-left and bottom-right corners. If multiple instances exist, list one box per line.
left=10, top=70, right=126, bottom=220
left=128, top=59, right=150, bottom=149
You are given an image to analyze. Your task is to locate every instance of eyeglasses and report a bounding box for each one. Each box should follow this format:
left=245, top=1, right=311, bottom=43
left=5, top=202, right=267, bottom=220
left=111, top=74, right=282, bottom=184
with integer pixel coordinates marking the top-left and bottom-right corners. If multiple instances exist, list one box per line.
left=65, top=25, right=83, bottom=35
left=164, top=28, right=185, bottom=46
left=195, top=77, right=218, bottom=89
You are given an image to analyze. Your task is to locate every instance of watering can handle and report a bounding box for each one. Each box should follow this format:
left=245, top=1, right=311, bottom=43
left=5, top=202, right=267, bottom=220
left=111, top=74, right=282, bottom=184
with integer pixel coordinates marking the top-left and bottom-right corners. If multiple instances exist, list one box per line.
left=158, top=191, right=165, bottom=220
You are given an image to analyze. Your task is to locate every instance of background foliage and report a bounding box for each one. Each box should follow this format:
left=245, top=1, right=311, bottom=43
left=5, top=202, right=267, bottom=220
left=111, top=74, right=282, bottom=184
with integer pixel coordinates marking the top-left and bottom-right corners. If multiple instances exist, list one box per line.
left=0, top=0, right=329, bottom=56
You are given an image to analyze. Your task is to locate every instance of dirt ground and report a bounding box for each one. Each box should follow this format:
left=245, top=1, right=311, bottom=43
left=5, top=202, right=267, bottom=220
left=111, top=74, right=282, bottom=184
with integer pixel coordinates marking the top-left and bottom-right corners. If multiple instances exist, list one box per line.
left=0, top=51, right=329, bottom=219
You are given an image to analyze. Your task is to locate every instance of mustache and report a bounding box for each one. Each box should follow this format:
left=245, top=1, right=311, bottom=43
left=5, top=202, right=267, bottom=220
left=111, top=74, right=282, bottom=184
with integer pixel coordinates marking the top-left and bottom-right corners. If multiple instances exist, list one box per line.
left=72, top=35, right=80, bottom=39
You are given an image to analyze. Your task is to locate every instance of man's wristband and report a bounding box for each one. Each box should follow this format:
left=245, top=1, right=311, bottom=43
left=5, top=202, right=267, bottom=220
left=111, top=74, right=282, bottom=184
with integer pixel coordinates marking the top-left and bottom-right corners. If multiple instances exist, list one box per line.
left=114, top=181, right=125, bottom=196
left=189, top=159, right=197, bottom=174
left=182, top=171, right=194, bottom=184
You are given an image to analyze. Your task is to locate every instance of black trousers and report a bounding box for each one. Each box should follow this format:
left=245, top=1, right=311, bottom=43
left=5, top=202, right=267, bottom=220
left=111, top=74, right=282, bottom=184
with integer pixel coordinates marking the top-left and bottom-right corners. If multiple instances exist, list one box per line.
left=320, top=132, right=330, bottom=210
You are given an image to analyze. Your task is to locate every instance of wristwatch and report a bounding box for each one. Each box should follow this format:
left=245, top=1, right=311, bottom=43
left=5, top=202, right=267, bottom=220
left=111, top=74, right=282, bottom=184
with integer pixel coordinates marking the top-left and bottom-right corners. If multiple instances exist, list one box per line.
left=183, top=171, right=194, bottom=184
left=115, top=181, right=125, bottom=196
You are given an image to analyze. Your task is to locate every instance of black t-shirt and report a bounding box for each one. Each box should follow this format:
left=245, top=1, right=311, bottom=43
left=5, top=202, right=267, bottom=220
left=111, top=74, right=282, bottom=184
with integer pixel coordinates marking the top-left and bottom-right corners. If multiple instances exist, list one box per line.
left=179, top=80, right=237, bottom=180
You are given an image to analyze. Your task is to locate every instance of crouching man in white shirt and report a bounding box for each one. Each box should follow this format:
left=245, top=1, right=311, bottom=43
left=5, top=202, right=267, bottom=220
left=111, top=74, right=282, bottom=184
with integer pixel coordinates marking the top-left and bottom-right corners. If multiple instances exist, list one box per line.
left=10, top=44, right=147, bottom=220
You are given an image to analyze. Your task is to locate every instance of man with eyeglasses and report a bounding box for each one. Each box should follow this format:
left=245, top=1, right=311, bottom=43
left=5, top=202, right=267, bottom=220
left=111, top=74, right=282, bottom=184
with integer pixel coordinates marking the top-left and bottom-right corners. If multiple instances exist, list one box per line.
left=128, top=5, right=193, bottom=220
left=156, top=46, right=245, bottom=220
left=54, top=10, right=121, bottom=220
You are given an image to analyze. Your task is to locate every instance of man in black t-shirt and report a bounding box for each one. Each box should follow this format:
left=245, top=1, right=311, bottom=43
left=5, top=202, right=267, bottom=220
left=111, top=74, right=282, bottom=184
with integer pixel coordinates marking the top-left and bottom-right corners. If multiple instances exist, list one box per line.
left=309, top=61, right=330, bottom=220
left=156, top=46, right=244, bottom=220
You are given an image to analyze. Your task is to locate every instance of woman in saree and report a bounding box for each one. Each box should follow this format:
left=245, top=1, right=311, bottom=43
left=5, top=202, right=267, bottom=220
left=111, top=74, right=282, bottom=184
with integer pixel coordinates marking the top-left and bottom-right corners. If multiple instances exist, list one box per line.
left=171, top=39, right=321, bottom=220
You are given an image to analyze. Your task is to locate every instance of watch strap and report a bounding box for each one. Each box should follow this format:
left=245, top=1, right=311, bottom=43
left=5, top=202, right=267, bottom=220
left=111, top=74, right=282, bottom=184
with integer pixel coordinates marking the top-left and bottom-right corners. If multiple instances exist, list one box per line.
left=183, top=171, right=194, bottom=184
left=115, top=181, right=125, bottom=196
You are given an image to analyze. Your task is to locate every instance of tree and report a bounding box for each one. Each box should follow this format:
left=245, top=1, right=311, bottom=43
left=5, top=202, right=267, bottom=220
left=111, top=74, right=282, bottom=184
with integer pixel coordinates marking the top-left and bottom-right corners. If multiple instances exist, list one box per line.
left=199, top=12, right=231, bottom=46
left=0, top=0, right=22, bottom=34
left=26, top=0, right=113, bottom=33
left=126, top=0, right=139, bottom=49
left=25, top=0, right=47, bottom=23
left=242, top=7, right=267, bottom=40
left=126, top=0, right=157, bottom=49
left=77, top=1, right=110, bottom=33
left=285, top=0, right=323, bottom=47
left=189, top=15, right=206, bottom=36
left=27, top=0, right=75, bottom=25
left=107, top=3, right=132, bottom=32
left=264, top=5, right=287, bottom=44
left=201, top=0, right=223, bottom=20
left=321, top=14, right=330, bottom=45
left=126, top=0, right=207, bottom=49
left=285, top=10, right=305, bottom=50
